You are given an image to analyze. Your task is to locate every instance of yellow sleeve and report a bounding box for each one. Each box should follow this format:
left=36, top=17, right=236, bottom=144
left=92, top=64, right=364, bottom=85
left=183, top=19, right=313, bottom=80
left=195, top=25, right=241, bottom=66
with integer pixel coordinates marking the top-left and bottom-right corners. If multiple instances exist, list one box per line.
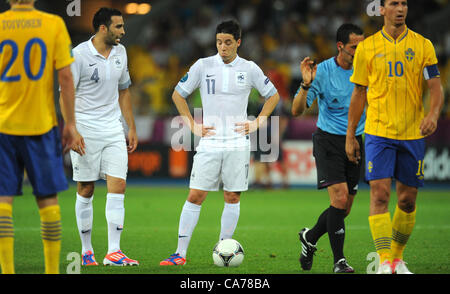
left=350, top=41, right=369, bottom=86
left=53, top=16, right=75, bottom=70
left=423, top=38, right=438, bottom=67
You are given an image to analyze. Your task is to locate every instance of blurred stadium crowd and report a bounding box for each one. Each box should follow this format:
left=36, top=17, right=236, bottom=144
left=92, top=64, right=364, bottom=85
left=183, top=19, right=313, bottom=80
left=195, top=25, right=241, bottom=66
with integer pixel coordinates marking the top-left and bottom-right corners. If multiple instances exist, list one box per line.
left=3, top=0, right=447, bottom=142
left=119, top=0, right=449, bottom=124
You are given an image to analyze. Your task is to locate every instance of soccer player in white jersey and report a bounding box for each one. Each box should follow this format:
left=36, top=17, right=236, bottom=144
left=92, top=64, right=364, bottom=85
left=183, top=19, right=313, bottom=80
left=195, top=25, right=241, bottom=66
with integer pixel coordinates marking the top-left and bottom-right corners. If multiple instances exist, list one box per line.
left=160, top=20, right=280, bottom=266
left=60, top=8, right=139, bottom=266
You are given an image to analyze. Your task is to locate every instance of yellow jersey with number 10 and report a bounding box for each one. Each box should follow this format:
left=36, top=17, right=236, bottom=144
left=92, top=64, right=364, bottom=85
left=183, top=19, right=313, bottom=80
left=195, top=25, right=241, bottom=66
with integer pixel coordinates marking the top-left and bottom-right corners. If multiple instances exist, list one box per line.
left=0, top=5, right=74, bottom=135
left=350, top=26, right=439, bottom=140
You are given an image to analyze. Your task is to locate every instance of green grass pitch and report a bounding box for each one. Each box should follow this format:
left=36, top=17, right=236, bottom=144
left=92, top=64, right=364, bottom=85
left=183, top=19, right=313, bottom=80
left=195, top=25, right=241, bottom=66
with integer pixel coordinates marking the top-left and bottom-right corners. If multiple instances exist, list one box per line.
left=10, top=185, right=450, bottom=274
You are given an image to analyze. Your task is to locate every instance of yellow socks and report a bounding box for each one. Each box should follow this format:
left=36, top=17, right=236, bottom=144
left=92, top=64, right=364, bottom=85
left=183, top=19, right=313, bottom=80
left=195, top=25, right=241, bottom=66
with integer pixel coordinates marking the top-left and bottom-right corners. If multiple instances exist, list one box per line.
left=391, top=205, right=416, bottom=260
left=368, top=212, right=392, bottom=263
left=369, top=207, right=416, bottom=263
left=39, top=205, right=62, bottom=274
left=0, top=203, right=14, bottom=274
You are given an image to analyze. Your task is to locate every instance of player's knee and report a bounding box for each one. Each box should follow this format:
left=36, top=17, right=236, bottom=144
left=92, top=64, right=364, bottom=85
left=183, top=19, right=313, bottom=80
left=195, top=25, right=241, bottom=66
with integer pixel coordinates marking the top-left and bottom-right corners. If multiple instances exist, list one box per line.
left=114, top=181, right=127, bottom=194
left=330, top=186, right=348, bottom=210
left=106, top=177, right=126, bottom=194
left=372, top=195, right=390, bottom=210
left=187, top=189, right=207, bottom=205
left=78, top=182, right=95, bottom=197
left=370, top=183, right=390, bottom=205
left=398, top=198, right=416, bottom=213
left=336, top=193, right=349, bottom=209
left=224, top=191, right=240, bottom=204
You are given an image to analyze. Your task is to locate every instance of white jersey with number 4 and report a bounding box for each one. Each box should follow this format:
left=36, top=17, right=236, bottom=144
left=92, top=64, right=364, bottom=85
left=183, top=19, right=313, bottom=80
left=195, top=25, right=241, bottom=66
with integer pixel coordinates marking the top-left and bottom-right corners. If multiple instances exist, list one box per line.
left=70, top=37, right=131, bottom=133
left=175, top=53, right=277, bottom=150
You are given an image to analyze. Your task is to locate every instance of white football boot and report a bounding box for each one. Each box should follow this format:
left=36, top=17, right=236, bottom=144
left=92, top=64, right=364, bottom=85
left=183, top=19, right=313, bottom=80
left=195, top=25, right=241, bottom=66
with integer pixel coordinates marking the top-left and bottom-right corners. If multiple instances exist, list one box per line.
left=392, top=259, right=413, bottom=274
left=376, top=260, right=393, bottom=274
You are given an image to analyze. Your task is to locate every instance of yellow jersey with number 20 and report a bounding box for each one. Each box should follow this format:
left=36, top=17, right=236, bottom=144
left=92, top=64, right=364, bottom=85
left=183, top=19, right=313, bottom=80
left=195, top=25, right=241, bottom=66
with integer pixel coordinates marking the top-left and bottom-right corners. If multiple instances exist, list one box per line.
left=0, top=5, right=74, bottom=135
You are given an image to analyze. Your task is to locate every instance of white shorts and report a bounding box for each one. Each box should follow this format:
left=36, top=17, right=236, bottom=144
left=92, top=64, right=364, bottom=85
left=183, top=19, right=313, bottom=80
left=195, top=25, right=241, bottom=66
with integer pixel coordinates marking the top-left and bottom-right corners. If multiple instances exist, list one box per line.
left=70, top=126, right=128, bottom=182
left=189, top=149, right=250, bottom=192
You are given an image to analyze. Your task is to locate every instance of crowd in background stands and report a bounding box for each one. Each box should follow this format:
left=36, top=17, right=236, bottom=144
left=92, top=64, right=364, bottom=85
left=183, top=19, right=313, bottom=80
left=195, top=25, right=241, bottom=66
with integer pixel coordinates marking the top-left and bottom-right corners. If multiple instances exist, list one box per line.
left=123, top=0, right=449, bottom=123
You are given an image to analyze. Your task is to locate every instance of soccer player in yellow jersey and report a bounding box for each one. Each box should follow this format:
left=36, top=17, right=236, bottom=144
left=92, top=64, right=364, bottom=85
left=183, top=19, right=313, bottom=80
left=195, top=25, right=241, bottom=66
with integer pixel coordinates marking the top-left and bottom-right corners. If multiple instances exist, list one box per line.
left=0, top=0, right=84, bottom=274
left=345, top=0, right=444, bottom=274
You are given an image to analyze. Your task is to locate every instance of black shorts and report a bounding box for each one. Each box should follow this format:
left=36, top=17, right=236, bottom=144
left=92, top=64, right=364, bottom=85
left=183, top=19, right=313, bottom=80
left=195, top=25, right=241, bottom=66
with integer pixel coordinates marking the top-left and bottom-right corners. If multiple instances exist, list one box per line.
left=312, top=128, right=363, bottom=195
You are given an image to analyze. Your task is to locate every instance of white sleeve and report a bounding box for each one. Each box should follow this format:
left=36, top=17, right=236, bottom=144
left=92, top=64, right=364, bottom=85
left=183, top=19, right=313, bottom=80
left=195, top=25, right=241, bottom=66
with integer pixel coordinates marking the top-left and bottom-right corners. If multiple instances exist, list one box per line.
left=175, top=59, right=203, bottom=98
left=249, top=61, right=277, bottom=98
left=119, top=48, right=131, bottom=90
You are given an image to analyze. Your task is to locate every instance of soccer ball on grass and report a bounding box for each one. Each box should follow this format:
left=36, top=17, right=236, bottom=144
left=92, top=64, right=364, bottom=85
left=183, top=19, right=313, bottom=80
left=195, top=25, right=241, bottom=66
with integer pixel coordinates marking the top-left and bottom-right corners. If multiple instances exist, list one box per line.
left=212, top=239, right=244, bottom=267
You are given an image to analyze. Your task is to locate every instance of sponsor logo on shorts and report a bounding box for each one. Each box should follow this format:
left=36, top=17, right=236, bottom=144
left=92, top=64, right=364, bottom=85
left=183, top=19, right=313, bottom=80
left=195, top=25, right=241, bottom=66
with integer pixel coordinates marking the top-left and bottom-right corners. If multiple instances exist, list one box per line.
left=368, top=161, right=373, bottom=173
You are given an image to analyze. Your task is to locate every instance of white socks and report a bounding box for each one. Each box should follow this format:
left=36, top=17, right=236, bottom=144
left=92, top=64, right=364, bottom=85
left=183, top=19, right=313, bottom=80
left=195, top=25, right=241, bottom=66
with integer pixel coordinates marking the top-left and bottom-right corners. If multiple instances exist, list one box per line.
left=220, top=202, right=240, bottom=241
left=175, top=200, right=241, bottom=258
left=76, top=192, right=125, bottom=255
left=176, top=201, right=201, bottom=258
left=105, top=193, right=125, bottom=254
left=75, top=193, right=94, bottom=254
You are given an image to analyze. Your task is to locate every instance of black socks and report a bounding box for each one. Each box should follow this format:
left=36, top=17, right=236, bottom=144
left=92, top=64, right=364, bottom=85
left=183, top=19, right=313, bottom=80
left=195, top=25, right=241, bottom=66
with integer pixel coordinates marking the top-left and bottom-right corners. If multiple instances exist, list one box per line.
left=327, top=206, right=347, bottom=263
left=306, top=205, right=347, bottom=263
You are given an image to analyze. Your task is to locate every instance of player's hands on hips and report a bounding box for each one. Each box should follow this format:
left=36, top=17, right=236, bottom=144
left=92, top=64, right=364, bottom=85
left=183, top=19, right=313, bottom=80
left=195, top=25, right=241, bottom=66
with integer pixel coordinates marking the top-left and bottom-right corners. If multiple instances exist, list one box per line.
left=127, top=128, right=138, bottom=153
left=193, top=123, right=216, bottom=137
left=300, top=57, right=317, bottom=86
left=63, top=123, right=86, bottom=155
left=345, top=135, right=360, bottom=164
left=234, top=120, right=258, bottom=135
left=420, top=112, right=439, bottom=137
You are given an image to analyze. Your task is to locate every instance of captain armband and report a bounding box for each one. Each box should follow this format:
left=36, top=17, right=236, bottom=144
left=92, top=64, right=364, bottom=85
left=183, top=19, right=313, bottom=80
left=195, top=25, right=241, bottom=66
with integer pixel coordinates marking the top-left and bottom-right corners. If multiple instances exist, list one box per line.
left=423, top=64, right=440, bottom=80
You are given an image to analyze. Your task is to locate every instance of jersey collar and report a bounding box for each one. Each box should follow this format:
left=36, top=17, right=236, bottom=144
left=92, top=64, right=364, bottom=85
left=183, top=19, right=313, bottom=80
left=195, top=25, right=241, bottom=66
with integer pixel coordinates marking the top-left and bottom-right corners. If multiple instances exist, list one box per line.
left=88, top=36, right=117, bottom=59
left=381, top=26, right=408, bottom=44
left=216, top=53, right=240, bottom=67
left=11, top=4, right=34, bottom=11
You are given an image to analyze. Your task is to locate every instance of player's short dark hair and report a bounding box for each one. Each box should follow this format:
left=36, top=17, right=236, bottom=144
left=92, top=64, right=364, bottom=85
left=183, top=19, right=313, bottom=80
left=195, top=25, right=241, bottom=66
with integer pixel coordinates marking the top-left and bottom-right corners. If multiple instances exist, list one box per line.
left=380, top=0, right=385, bottom=6
left=336, top=23, right=363, bottom=45
left=93, top=7, right=122, bottom=32
left=216, top=20, right=241, bottom=41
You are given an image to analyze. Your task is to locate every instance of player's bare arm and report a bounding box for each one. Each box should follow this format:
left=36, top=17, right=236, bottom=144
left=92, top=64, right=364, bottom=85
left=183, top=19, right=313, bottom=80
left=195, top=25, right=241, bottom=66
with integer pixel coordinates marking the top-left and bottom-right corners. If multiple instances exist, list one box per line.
left=58, top=66, right=85, bottom=155
left=292, top=57, right=317, bottom=116
left=172, top=90, right=215, bottom=137
left=420, top=77, right=444, bottom=137
left=118, top=88, right=138, bottom=153
left=345, top=84, right=367, bottom=164
left=235, top=92, right=280, bottom=135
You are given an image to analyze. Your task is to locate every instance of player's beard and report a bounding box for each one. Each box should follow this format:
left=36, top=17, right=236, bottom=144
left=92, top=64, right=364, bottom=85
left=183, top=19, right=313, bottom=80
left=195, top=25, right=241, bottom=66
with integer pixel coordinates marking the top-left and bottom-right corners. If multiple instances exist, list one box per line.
left=105, top=31, right=121, bottom=46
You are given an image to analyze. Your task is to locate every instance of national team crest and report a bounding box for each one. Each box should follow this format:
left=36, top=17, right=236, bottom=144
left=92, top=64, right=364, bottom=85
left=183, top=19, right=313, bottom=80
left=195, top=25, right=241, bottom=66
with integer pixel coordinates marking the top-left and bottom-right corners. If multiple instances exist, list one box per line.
left=113, top=56, right=122, bottom=69
left=405, top=48, right=415, bottom=61
left=235, top=72, right=247, bottom=85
